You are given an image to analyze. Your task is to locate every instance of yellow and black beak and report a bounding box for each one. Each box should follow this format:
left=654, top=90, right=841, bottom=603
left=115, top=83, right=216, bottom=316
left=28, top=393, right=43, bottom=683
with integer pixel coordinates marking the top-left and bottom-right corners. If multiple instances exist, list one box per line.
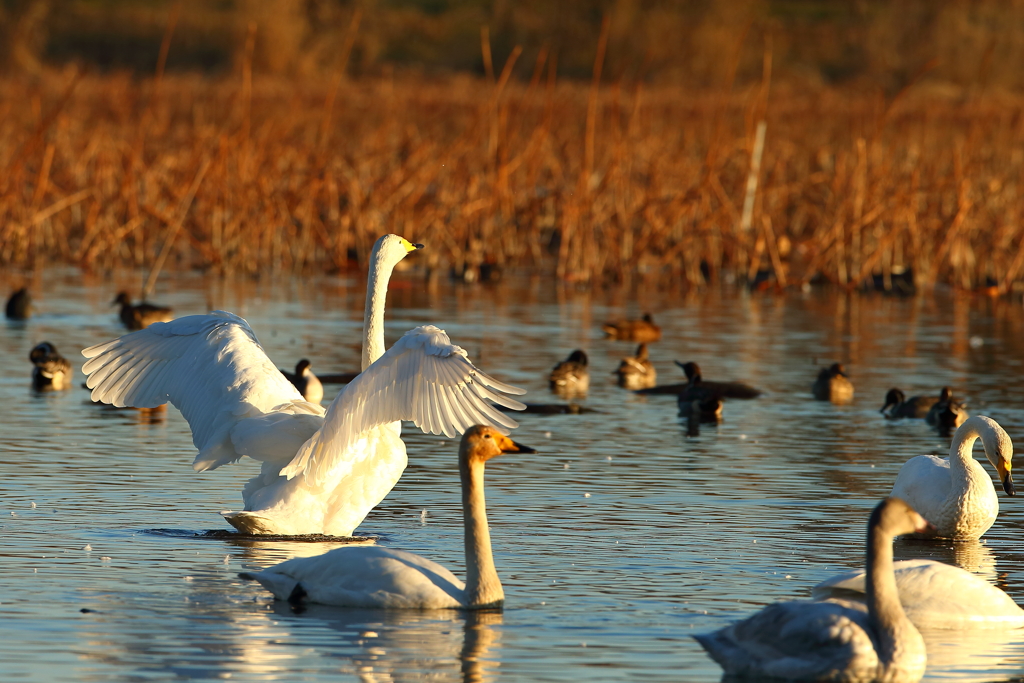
left=401, top=238, right=424, bottom=252
left=998, top=461, right=1015, bottom=496
left=502, top=437, right=535, bottom=454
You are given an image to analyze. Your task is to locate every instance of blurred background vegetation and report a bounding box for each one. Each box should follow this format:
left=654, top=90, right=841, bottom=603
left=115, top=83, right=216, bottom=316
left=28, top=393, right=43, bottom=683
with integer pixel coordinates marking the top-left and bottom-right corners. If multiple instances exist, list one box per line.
left=1, top=0, right=1022, bottom=92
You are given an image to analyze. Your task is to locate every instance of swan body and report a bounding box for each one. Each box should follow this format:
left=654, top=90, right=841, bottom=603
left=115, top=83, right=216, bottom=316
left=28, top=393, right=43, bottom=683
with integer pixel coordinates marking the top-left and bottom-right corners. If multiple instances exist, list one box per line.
left=812, top=362, right=854, bottom=403
left=281, top=359, right=324, bottom=403
left=889, top=415, right=1014, bottom=540
left=113, top=292, right=174, bottom=330
left=30, top=342, right=72, bottom=390
left=601, top=313, right=661, bottom=342
left=813, top=559, right=1024, bottom=630
left=880, top=389, right=937, bottom=419
left=83, top=235, right=527, bottom=536
left=549, top=350, right=589, bottom=395
left=613, top=343, right=656, bottom=390
left=695, top=498, right=928, bottom=682
left=240, top=426, right=533, bottom=609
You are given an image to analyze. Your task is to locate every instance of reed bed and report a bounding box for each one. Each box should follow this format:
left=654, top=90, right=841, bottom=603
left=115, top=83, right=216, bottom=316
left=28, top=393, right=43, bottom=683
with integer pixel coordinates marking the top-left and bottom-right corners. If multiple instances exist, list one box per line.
left=2, top=67, right=1024, bottom=292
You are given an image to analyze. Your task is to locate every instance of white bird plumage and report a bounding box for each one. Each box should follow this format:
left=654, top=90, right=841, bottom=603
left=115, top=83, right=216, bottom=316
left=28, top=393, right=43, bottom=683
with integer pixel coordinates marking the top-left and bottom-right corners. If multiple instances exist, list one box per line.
left=813, top=558, right=1024, bottom=630
left=82, top=234, right=526, bottom=536
left=239, top=425, right=533, bottom=609
left=889, top=415, right=1015, bottom=540
left=695, top=498, right=929, bottom=683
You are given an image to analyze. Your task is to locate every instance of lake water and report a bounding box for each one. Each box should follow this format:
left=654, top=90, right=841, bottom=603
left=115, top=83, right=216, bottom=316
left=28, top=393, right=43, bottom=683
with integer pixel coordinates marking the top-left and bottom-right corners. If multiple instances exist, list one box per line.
left=4, top=268, right=1024, bottom=682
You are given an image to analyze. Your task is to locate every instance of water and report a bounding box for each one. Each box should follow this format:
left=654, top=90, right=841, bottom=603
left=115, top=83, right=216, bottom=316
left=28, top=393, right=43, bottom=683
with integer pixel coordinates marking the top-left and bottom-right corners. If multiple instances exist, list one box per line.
left=4, top=269, right=1024, bottom=682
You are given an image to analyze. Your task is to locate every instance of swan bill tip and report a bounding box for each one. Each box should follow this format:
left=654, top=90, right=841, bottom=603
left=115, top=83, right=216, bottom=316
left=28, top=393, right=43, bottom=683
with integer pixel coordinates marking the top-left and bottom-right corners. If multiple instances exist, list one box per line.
left=1004, top=474, right=1016, bottom=496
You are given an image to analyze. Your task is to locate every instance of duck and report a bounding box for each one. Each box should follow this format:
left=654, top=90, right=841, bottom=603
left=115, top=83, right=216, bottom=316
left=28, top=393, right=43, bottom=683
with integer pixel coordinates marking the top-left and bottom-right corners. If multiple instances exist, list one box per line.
left=676, top=361, right=761, bottom=400
left=549, top=350, right=589, bottom=395
left=925, top=387, right=968, bottom=433
left=601, top=313, right=661, bottom=342
left=113, top=292, right=174, bottom=330
left=889, top=415, right=1014, bottom=540
left=30, top=342, right=72, bottom=390
left=812, top=558, right=1024, bottom=630
left=83, top=234, right=527, bottom=537
left=694, top=498, right=928, bottom=682
left=6, top=288, right=32, bottom=320
left=682, top=396, right=723, bottom=423
left=239, top=425, right=533, bottom=609
left=880, top=388, right=938, bottom=419
left=811, top=362, right=854, bottom=403
left=636, top=361, right=761, bottom=398
left=280, top=359, right=324, bottom=403
left=612, top=343, right=656, bottom=390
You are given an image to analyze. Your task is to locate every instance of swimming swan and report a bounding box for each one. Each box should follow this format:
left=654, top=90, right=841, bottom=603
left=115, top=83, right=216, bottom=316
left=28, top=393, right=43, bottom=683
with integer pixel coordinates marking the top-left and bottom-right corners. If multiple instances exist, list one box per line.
left=889, top=415, right=1014, bottom=540
left=812, top=558, right=1024, bottom=630
left=82, top=235, right=527, bottom=536
left=695, top=497, right=929, bottom=682
left=239, top=425, right=533, bottom=609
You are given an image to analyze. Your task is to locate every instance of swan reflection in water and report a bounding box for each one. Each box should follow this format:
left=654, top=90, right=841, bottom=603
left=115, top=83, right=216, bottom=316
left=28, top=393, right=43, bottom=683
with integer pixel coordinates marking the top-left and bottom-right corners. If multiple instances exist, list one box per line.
left=894, top=537, right=998, bottom=582
left=72, top=562, right=503, bottom=683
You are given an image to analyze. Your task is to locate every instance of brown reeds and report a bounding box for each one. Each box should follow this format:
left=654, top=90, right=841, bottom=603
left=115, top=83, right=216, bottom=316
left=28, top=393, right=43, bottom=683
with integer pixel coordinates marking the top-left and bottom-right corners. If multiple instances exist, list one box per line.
left=2, top=65, right=1024, bottom=292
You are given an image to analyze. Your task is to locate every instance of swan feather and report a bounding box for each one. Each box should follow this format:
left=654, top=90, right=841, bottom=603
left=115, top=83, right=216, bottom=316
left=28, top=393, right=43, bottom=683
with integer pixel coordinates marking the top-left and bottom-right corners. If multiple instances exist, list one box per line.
left=281, top=325, right=526, bottom=486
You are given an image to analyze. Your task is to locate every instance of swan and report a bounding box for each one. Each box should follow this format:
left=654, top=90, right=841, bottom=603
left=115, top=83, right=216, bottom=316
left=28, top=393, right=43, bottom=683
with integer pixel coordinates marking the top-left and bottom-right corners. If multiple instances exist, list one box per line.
left=549, top=350, right=589, bottom=395
left=880, top=388, right=938, bottom=419
left=812, top=559, right=1024, bottom=630
left=238, top=425, right=533, bottom=609
left=280, top=359, right=324, bottom=403
left=6, top=287, right=31, bottom=320
left=601, top=313, right=661, bottom=342
left=694, top=497, right=929, bottom=682
left=612, top=343, right=656, bottom=390
left=812, top=362, right=854, bottom=403
left=113, top=292, right=174, bottom=330
left=30, top=342, right=72, bottom=390
left=82, top=234, right=527, bottom=536
left=889, top=415, right=1014, bottom=540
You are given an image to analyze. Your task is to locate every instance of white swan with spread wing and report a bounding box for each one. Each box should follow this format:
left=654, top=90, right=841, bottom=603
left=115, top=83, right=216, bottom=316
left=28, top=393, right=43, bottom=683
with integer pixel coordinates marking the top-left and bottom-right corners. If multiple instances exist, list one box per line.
left=82, top=235, right=526, bottom=536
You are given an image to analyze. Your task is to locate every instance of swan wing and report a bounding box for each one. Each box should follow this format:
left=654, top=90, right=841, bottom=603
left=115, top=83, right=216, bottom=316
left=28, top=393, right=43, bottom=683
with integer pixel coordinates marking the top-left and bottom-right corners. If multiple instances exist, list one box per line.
left=281, top=325, right=526, bottom=485
left=812, top=559, right=1024, bottom=629
left=695, top=600, right=878, bottom=679
left=240, top=546, right=465, bottom=609
left=889, top=455, right=953, bottom=519
left=82, top=311, right=326, bottom=471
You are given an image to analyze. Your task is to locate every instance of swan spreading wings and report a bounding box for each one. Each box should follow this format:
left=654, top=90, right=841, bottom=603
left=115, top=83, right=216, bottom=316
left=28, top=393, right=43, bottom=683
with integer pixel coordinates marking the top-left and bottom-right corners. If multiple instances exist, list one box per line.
left=82, top=235, right=527, bottom=536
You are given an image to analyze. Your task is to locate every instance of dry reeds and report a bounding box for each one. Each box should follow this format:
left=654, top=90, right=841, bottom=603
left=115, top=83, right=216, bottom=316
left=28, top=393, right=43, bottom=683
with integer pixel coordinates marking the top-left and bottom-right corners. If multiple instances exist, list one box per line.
left=2, top=67, right=1024, bottom=292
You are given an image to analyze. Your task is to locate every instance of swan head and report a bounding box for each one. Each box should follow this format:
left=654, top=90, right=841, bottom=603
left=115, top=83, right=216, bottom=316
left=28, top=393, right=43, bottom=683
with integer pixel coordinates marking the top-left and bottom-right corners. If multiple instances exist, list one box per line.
left=372, top=234, right=424, bottom=267
left=874, top=497, right=934, bottom=537
left=960, top=415, right=1015, bottom=496
left=460, top=425, right=535, bottom=465
left=881, top=388, right=905, bottom=413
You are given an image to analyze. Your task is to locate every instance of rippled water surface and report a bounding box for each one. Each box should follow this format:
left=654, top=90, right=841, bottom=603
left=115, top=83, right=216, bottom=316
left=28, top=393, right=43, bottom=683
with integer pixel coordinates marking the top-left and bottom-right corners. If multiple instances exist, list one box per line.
left=4, top=269, right=1024, bottom=682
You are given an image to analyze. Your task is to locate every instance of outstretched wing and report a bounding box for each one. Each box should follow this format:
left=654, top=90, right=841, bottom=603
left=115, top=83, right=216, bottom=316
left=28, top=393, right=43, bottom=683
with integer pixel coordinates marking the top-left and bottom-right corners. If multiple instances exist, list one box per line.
left=281, top=325, right=526, bottom=485
left=82, top=311, right=326, bottom=471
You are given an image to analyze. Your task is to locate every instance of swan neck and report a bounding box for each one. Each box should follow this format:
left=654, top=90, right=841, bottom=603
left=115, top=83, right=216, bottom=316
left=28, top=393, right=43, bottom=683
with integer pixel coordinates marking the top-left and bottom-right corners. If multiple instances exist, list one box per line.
left=362, top=252, right=396, bottom=370
left=865, top=521, right=912, bottom=665
left=949, top=428, right=982, bottom=477
left=461, top=459, right=504, bottom=608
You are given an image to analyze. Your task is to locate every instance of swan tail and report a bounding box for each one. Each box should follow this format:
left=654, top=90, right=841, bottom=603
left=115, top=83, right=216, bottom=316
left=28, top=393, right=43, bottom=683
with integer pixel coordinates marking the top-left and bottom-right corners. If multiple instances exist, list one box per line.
left=222, top=510, right=289, bottom=536
left=238, top=569, right=302, bottom=603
